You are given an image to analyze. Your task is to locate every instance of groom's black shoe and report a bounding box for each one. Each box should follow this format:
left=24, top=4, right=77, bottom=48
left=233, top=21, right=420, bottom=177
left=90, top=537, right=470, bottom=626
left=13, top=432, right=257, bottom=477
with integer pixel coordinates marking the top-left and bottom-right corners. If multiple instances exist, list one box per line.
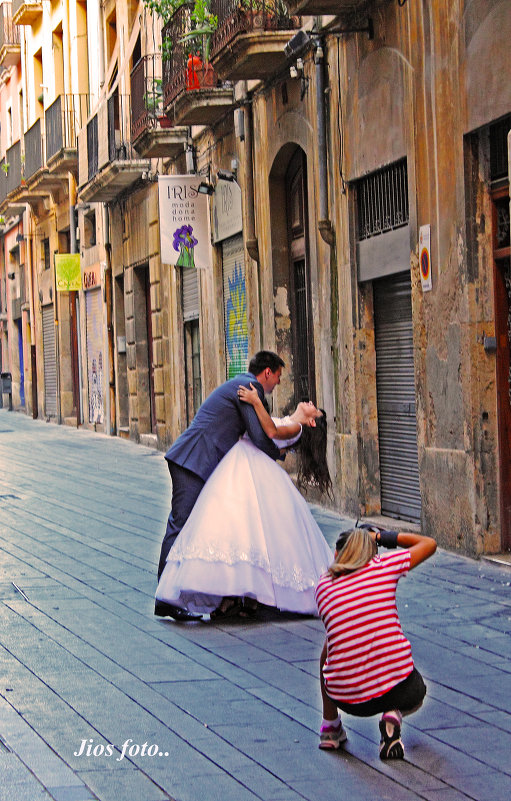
left=154, top=600, right=202, bottom=621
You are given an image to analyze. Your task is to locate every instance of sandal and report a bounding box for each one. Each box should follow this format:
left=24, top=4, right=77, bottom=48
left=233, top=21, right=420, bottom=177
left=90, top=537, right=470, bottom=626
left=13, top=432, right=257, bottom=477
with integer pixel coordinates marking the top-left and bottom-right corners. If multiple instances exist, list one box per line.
left=379, top=711, right=404, bottom=760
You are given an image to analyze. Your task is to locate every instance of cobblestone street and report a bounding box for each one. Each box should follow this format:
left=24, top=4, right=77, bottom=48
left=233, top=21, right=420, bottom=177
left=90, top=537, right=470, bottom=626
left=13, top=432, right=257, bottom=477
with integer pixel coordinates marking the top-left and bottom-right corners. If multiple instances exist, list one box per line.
left=0, top=410, right=510, bottom=801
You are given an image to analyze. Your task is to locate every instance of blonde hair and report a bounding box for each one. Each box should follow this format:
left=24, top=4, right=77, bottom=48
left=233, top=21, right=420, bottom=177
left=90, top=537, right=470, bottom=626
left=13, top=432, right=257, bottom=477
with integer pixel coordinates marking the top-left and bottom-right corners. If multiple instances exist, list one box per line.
left=328, top=528, right=378, bottom=578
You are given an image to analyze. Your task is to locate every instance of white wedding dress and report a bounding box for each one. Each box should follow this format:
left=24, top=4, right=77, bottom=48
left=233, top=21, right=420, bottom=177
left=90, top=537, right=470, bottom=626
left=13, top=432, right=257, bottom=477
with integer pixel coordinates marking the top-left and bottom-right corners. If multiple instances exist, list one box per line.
left=155, top=419, right=333, bottom=615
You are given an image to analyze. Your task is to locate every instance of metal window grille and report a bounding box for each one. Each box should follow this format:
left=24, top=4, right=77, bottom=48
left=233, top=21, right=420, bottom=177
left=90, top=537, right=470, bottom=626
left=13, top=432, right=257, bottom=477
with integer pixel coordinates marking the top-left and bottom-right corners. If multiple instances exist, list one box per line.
left=490, top=115, right=511, bottom=182
left=43, top=238, right=50, bottom=270
left=356, top=159, right=409, bottom=241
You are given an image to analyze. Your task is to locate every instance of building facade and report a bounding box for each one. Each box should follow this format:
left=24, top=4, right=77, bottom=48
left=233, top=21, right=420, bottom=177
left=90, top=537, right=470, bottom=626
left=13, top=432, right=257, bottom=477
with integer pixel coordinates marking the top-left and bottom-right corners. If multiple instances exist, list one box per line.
left=0, top=0, right=509, bottom=556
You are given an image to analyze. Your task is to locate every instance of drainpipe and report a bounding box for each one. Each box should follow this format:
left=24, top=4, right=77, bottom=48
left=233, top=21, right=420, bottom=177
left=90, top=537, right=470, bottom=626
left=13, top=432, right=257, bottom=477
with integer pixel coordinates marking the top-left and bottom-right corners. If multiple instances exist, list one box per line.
left=315, top=39, right=335, bottom=247
left=243, top=98, right=259, bottom=263
left=242, top=94, right=264, bottom=345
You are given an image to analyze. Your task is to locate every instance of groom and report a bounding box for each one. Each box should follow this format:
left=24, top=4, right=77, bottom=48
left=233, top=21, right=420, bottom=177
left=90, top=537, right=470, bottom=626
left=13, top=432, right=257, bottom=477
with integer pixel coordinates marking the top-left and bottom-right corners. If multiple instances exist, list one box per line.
left=155, top=350, right=285, bottom=619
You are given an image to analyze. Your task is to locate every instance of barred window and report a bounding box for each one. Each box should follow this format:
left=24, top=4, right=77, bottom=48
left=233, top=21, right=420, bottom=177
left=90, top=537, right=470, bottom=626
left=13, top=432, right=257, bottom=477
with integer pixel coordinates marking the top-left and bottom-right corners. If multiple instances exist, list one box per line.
left=356, top=159, right=409, bottom=241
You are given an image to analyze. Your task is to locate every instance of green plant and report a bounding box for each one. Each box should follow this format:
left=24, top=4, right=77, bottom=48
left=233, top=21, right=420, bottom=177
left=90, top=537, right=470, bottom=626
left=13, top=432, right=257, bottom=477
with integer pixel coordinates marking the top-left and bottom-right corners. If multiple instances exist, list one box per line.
left=179, top=0, right=217, bottom=62
left=144, top=77, right=163, bottom=113
left=143, top=0, right=187, bottom=60
left=1, top=162, right=9, bottom=174
left=143, top=0, right=217, bottom=62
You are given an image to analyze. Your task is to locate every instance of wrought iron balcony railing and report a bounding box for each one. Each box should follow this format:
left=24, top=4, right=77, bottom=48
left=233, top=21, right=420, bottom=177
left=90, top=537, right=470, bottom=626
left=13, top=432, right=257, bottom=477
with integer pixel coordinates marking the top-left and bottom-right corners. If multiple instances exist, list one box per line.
left=0, top=3, right=19, bottom=46
left=46, top=94, right=88, bottom=164
left=107, top=93, right=137, bottom=163
left=0, top=2, right=20, bottom=67
left=162, top=4, right=220, bottom=110
left=5, top=139, right=21, bottom=194
left=24, top=118, right=43, bottom=180
left=131, top=54, right=171, bottom=141
left=0, top=158, right=8, bottom=206
left=209, top=0, right=297, bottom=60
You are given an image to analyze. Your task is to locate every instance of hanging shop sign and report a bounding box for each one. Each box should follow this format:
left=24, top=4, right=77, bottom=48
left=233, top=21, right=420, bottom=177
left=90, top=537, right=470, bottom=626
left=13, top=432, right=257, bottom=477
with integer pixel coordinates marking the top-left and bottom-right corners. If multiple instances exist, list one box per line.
left=158, top=175, right=210, bottom=269
left=55, top=253, right=81, bottom=292
left=419, top=224, right=432, bottom=292
left=212, top=179, right=243, bottom=243
left=82, top=262, right=101, bottom=291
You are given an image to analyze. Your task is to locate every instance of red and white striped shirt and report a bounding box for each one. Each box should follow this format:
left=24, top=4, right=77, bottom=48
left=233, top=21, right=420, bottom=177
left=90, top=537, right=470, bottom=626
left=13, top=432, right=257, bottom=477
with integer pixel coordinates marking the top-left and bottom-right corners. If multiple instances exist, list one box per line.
left=315, top=550, right=414, bottom=704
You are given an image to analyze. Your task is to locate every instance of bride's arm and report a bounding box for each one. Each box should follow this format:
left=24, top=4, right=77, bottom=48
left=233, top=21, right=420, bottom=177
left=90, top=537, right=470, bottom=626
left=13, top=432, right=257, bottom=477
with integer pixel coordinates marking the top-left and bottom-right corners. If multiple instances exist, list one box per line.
left=238, top=384, right=301, bottom=439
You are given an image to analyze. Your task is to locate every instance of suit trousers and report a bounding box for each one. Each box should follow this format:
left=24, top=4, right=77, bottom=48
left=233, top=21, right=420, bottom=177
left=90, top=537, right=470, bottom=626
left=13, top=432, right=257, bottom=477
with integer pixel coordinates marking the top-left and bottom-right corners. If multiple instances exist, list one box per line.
left=157, top=462, right=205, bottom=580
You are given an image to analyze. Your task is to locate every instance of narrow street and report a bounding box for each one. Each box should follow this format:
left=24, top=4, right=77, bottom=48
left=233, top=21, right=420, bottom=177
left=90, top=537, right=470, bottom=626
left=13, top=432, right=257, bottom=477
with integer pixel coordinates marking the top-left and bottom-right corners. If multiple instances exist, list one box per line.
left=0, top=410, right=510, bottom=801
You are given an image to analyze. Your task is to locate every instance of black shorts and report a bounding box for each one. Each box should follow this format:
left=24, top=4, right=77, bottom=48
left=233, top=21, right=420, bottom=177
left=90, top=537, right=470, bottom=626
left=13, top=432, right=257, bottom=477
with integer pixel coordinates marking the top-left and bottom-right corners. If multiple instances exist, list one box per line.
left=331, top=668, right=427, bottom=718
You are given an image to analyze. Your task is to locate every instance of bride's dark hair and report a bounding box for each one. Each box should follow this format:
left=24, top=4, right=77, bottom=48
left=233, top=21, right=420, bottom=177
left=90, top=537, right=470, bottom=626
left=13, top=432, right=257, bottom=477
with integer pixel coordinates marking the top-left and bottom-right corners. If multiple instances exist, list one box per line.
left=296, top=410, right=333, bottom=498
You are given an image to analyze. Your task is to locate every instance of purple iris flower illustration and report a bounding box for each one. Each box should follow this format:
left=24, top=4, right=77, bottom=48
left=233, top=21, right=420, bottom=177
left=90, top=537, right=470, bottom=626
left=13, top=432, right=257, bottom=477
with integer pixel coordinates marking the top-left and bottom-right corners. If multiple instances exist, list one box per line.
left=173, top=224, right=198, bottom=268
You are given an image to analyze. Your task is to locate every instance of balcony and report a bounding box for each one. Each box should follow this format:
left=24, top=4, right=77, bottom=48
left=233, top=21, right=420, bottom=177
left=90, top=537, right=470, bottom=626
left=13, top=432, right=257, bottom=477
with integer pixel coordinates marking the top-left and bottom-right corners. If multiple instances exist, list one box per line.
left=78, top=93, right=150, bottom=203
left=12, top=0, right=42, bottom=26
left=282, top=0, right=370, bottom=15
left=45, top=94, right=87, bottom=176
left=0, top=158, right=8, bottom=208
left=130, top=54, right=188, bottom=158
left=209, top=0, right=301, bottom=81
left=0, top=4, right=20, bottom=67
left=2, top=131, right=50, bottom=211
left=162, top=5, right=233, bottom=127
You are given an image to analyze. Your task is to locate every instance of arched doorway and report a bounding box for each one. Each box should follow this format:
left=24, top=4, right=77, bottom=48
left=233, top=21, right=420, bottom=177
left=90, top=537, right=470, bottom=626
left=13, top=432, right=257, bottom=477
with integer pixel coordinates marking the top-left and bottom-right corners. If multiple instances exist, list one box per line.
left=270, top=145, right=315, bottom=408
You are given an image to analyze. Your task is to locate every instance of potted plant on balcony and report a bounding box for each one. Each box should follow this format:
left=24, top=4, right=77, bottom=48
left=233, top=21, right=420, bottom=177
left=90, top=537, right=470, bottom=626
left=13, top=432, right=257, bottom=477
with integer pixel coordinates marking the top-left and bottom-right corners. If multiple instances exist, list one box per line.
left=179, top=0, right=218, bottom=90
left=143, top=0, right=217, bottom=87
left=144, top=77, right=174, bottom=128
left=238, top=0, right=280, bottom=31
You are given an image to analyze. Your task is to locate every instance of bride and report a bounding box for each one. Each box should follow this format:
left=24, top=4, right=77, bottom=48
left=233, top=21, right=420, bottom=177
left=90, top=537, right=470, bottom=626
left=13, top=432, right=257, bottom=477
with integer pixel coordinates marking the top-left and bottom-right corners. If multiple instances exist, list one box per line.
left=155, top=385, right=334, bottom=618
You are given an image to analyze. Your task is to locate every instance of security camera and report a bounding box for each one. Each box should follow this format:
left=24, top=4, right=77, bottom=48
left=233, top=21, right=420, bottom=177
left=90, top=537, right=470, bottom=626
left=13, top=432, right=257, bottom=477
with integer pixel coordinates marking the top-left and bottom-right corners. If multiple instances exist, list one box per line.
left=284, top=30, right=311, bottom=59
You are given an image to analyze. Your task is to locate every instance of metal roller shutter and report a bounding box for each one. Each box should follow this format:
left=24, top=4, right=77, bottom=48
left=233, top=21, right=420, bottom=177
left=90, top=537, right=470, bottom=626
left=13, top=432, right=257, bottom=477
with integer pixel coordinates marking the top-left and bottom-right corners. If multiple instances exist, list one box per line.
left=85, top=288, right=104, bottom=424
left=374, top=272, right=421, bottom=523
left=222, top=234, right=247, bottom=379
left=42, top=304, right=57, bottom=417
left=182, top=267, right=199, bottom=321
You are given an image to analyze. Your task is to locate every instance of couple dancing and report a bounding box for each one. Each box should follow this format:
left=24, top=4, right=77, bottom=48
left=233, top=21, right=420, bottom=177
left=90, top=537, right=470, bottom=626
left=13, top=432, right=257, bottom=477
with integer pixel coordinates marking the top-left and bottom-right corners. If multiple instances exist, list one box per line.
left=155, top=350, right=333, bottom=621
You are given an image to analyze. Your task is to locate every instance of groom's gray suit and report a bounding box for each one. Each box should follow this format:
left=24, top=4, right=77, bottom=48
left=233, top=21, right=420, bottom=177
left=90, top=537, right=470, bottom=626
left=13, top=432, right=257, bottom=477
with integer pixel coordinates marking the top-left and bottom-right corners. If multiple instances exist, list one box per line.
left=157, top=371, right=280, bottom=579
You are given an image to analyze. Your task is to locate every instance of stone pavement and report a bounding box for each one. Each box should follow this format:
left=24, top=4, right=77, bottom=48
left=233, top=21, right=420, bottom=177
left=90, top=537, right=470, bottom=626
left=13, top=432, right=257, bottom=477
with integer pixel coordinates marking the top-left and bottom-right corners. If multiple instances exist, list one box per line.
left=0, top=409, right=510, bottom=801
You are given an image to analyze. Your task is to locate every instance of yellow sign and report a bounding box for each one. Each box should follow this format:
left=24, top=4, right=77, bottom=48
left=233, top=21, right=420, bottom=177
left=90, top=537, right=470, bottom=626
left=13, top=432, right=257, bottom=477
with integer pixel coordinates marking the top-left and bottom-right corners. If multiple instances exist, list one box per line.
left=55, top=254, right=81, bottom=292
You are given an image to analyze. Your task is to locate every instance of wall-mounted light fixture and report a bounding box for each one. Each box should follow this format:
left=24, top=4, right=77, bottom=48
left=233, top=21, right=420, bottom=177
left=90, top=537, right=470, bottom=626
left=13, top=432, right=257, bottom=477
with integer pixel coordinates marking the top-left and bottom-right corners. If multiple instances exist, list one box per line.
left=197, top=181, right=214, bottom=195
left=7, top=271, right=15, bottom=280
left=217, top=169, right=236, bottom=182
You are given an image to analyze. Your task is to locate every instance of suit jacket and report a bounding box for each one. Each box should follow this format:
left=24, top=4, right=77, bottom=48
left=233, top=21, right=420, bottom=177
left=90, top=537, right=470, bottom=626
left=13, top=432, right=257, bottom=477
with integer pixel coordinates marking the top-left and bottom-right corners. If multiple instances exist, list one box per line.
left=165, top=372, right=281, bottom=481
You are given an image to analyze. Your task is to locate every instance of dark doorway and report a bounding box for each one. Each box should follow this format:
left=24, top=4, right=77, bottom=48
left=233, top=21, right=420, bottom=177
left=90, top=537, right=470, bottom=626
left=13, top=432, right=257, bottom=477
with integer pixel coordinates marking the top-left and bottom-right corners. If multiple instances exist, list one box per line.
left=491, top=185, right=511, bottom=550
left=286, top=149, right=315, bottom=404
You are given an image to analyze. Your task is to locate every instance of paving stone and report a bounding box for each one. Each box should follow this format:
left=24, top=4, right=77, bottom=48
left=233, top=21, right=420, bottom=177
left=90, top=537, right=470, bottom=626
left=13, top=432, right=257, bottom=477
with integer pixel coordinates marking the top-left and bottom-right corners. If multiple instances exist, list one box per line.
left=0, top=410, right=510, bottom=801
